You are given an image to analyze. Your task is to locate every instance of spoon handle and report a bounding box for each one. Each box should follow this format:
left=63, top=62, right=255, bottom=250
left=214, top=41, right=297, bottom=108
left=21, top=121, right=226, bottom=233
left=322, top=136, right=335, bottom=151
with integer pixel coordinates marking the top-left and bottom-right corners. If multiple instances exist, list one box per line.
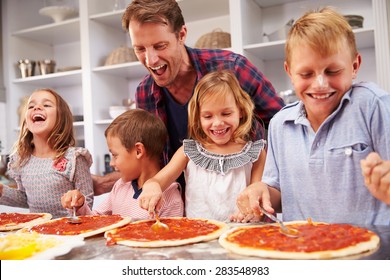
left=259, top=206, right=279, bottom=224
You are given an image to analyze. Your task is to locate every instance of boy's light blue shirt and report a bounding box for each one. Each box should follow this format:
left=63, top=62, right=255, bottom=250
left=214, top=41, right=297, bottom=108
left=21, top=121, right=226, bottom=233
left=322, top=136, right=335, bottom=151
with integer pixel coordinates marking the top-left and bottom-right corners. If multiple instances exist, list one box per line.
left=262, top=82, right=390, bottom=225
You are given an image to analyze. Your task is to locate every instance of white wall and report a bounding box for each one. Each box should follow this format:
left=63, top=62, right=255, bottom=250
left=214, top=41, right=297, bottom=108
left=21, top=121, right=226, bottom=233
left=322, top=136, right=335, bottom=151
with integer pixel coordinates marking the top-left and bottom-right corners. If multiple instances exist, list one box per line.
left=0, top=3, right=6, bottom=153
left=0, top=103, right=5, bottom=153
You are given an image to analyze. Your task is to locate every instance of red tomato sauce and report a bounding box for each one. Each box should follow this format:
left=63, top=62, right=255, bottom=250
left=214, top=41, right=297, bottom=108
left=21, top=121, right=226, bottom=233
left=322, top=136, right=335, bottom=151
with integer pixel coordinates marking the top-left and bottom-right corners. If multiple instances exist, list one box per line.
left=106, top=218, right=220, bottom=245
left=227, top=223, right=374, bottom=252
left=28, top=215, right=123, bottom=235
left=0, top=213, right=44, bottom=226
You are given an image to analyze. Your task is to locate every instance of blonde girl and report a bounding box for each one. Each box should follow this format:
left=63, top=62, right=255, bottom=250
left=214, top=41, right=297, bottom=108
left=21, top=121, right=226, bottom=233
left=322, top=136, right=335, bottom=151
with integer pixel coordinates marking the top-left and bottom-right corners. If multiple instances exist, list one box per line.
left=0, top=88, right=93, bottom=218
left=140, top=70, right=266, bottom=221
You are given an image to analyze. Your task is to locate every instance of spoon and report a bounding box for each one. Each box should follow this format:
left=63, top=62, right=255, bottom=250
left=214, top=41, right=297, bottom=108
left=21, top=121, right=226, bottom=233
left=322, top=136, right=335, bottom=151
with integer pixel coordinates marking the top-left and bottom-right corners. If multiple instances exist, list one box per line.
left=259, top=206, right=299, bottom=238
left=151, top=211, right=169, bottom=232
left=67, top=207, right=81, bottom=224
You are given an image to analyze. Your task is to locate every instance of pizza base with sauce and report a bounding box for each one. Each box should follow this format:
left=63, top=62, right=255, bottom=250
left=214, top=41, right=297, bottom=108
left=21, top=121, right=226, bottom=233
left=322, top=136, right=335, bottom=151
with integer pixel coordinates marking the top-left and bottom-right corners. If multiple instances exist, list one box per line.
left=105, top=217, right=228, bottom=248
left=218, top=221, right=380, bottom=259
left=0, top=212, right=52, bottom=231
left=20, top=215, right=131, bottom=238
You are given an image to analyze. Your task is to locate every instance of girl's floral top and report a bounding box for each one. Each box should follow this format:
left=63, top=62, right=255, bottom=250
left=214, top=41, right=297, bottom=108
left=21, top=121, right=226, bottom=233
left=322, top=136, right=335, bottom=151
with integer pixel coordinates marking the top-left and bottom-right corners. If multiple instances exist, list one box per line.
left=0, top=147, right=94, bottom=218
left=53, top=157, right=68, bottom=172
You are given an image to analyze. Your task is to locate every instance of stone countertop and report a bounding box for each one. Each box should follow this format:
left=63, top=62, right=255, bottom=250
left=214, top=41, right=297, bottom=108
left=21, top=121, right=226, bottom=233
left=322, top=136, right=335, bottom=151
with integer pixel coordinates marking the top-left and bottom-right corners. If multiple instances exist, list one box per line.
left=55, top=223, right=390, bottom=260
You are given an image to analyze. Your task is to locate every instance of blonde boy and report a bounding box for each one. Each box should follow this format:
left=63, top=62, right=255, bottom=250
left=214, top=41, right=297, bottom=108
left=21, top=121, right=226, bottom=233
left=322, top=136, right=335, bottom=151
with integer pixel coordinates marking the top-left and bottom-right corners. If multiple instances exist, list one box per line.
left=235, top=7, right=390, bottom=225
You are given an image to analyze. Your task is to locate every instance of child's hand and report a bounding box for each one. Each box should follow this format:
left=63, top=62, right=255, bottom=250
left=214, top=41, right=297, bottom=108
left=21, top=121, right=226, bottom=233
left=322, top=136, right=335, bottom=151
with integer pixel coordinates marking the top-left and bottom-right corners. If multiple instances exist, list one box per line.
left=139, top=179, right=163, bottom=214
left=236, top=182, right=274, bottom=220
left=361, top=152, right=390, bottom=205
left=61, top=190, right=85, bottom=209
left=230, top=211, right=262, bottom=223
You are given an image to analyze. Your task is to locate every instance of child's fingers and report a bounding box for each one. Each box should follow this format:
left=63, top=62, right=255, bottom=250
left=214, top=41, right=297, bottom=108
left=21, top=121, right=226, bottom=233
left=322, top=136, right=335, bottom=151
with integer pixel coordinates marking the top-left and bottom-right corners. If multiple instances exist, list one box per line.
left=248, top=194, right=262, bottom=217
left=71, top=193, right=84, bottom=208
left=147, top=196, right=160, bottom=213
left=139, top=196, right=151, bottom=210
left=61, top=191, right=73, bottom=208
left=236, top=196, right=249, bottom=216
left=368, top=163, right=390, bottom=188
left=361, top=153, right=382, bottom=178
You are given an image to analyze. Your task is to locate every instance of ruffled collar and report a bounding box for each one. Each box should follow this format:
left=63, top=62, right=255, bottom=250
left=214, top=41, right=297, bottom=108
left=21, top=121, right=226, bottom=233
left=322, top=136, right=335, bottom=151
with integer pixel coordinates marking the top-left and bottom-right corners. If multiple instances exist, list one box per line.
left=183, top=139, right=266, bottom=175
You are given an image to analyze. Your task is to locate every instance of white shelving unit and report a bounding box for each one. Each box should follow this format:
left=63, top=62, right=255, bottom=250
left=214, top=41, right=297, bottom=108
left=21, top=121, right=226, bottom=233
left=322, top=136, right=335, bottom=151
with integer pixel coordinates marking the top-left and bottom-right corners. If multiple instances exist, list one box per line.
left=2, top=0, right=389, bottom=175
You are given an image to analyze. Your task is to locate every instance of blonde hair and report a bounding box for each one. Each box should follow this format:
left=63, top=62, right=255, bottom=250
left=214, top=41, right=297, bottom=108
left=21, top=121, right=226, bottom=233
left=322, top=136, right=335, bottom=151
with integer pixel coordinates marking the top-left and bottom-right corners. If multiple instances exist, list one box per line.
left=12, top=88, right=75, bottom=167
left=105, top=109, right=168, bottom=160
left=285, top=7, right=357, bottom=66
left=188, top=70, right=254, bottom=145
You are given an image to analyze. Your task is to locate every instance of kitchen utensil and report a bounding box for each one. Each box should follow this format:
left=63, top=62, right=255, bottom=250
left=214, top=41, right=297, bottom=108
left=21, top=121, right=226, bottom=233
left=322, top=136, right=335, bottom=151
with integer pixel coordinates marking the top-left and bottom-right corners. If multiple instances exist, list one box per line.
left=68, top=207, right=81, bottom=224
left=17, top=59, right=35, bottom=78
left=259, top=206, right=299, bottom=238
left=151, top=211, right=169, bottom=232
left=72, top=115, right=83, bottom=122
left=344, top=15, right=364, bottom=29
left=37, top=60, right=56, bottom=75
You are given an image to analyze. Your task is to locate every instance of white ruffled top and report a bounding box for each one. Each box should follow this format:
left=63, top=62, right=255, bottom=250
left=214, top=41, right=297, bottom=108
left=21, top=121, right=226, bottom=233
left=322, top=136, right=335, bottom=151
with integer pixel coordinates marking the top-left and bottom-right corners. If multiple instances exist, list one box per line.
left=183, top=139, right=266, bottom=221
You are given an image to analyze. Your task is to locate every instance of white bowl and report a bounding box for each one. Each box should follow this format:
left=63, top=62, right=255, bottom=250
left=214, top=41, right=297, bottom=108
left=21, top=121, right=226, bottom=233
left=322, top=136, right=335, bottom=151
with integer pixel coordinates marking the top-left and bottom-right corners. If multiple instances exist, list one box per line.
left=109, top=106, right=132, bottom=119
left=39, top=6, right=78, bottom=23
left=344, top=15, right=364, bottom=29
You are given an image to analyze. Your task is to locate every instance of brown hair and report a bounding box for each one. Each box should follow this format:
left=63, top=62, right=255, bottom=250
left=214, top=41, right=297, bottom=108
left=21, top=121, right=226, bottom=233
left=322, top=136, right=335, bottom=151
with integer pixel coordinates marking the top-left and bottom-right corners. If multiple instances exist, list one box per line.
left=105, top=109, right=168, bottom=160
left=188, top=70, right=255, bottom=145
left=285, top=7, right=357, bottom=66
left=12, top=88, right=75, bottom=167
left=122, top=0, right=185, bottom=36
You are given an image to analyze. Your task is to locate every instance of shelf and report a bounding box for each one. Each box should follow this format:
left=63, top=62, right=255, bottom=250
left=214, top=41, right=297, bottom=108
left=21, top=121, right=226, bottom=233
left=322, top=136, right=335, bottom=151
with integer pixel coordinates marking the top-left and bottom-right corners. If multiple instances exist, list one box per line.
left=179, top=0, right=229, bottom=22
left=73, top=121, right=84, bottom=127
left=12, top=70, right=82, bottom=87
left=90, top=10, right=124, bottom=30
left=354, top=28, right=375, bottom=49
left=95, top=119, right=113, bottom=125
left=254, top=0, right=298, bottom=8
left=90, top=0, right=231, bottom=29
left=244, top=28, right=375, bottom=61
left=244, top=41, right=286, bottom=61
left=12, top=19, right=80, bottom=45
left=93, top=62, right=148, bottom=79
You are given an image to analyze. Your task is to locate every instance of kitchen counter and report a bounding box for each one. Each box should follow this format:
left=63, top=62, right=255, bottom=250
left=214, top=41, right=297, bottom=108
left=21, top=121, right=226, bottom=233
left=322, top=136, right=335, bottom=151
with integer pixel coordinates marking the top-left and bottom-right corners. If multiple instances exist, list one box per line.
left=56, top=224, right=390, bottom=260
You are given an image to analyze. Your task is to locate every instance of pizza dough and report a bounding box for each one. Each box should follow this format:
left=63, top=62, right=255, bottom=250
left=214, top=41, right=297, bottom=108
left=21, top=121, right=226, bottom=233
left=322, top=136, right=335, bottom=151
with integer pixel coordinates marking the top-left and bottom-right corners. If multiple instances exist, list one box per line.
left=105, top=217, right=229, bottom=247
left=219, top=221, right=380, bottom=259
left=0, top=212, right=52, bottom=231
left=20, top=215, right=131, bottom=238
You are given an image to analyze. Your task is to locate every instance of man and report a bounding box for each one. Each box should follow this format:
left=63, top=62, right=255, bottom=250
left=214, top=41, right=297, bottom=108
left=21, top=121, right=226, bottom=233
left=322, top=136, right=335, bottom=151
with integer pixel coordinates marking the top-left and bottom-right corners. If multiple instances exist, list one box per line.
left=93, top=0, right=284, bottom=195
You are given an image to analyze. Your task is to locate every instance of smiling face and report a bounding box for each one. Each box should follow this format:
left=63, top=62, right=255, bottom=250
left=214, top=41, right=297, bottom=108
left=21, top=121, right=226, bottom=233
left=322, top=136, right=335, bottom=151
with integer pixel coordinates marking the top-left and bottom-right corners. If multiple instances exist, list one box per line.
left=130, top=20, right=186, bottom=88
left=285, top=41, right=361, bottom=129
left=199, top=91, right=241, bottom=146
left=25, top=90, right=58, bottom=139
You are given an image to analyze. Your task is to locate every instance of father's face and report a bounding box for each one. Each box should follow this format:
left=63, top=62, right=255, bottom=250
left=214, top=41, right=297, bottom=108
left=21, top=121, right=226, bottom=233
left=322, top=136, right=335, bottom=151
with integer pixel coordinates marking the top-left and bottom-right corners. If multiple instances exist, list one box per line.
left=129, top=20, right=186, bottom=88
